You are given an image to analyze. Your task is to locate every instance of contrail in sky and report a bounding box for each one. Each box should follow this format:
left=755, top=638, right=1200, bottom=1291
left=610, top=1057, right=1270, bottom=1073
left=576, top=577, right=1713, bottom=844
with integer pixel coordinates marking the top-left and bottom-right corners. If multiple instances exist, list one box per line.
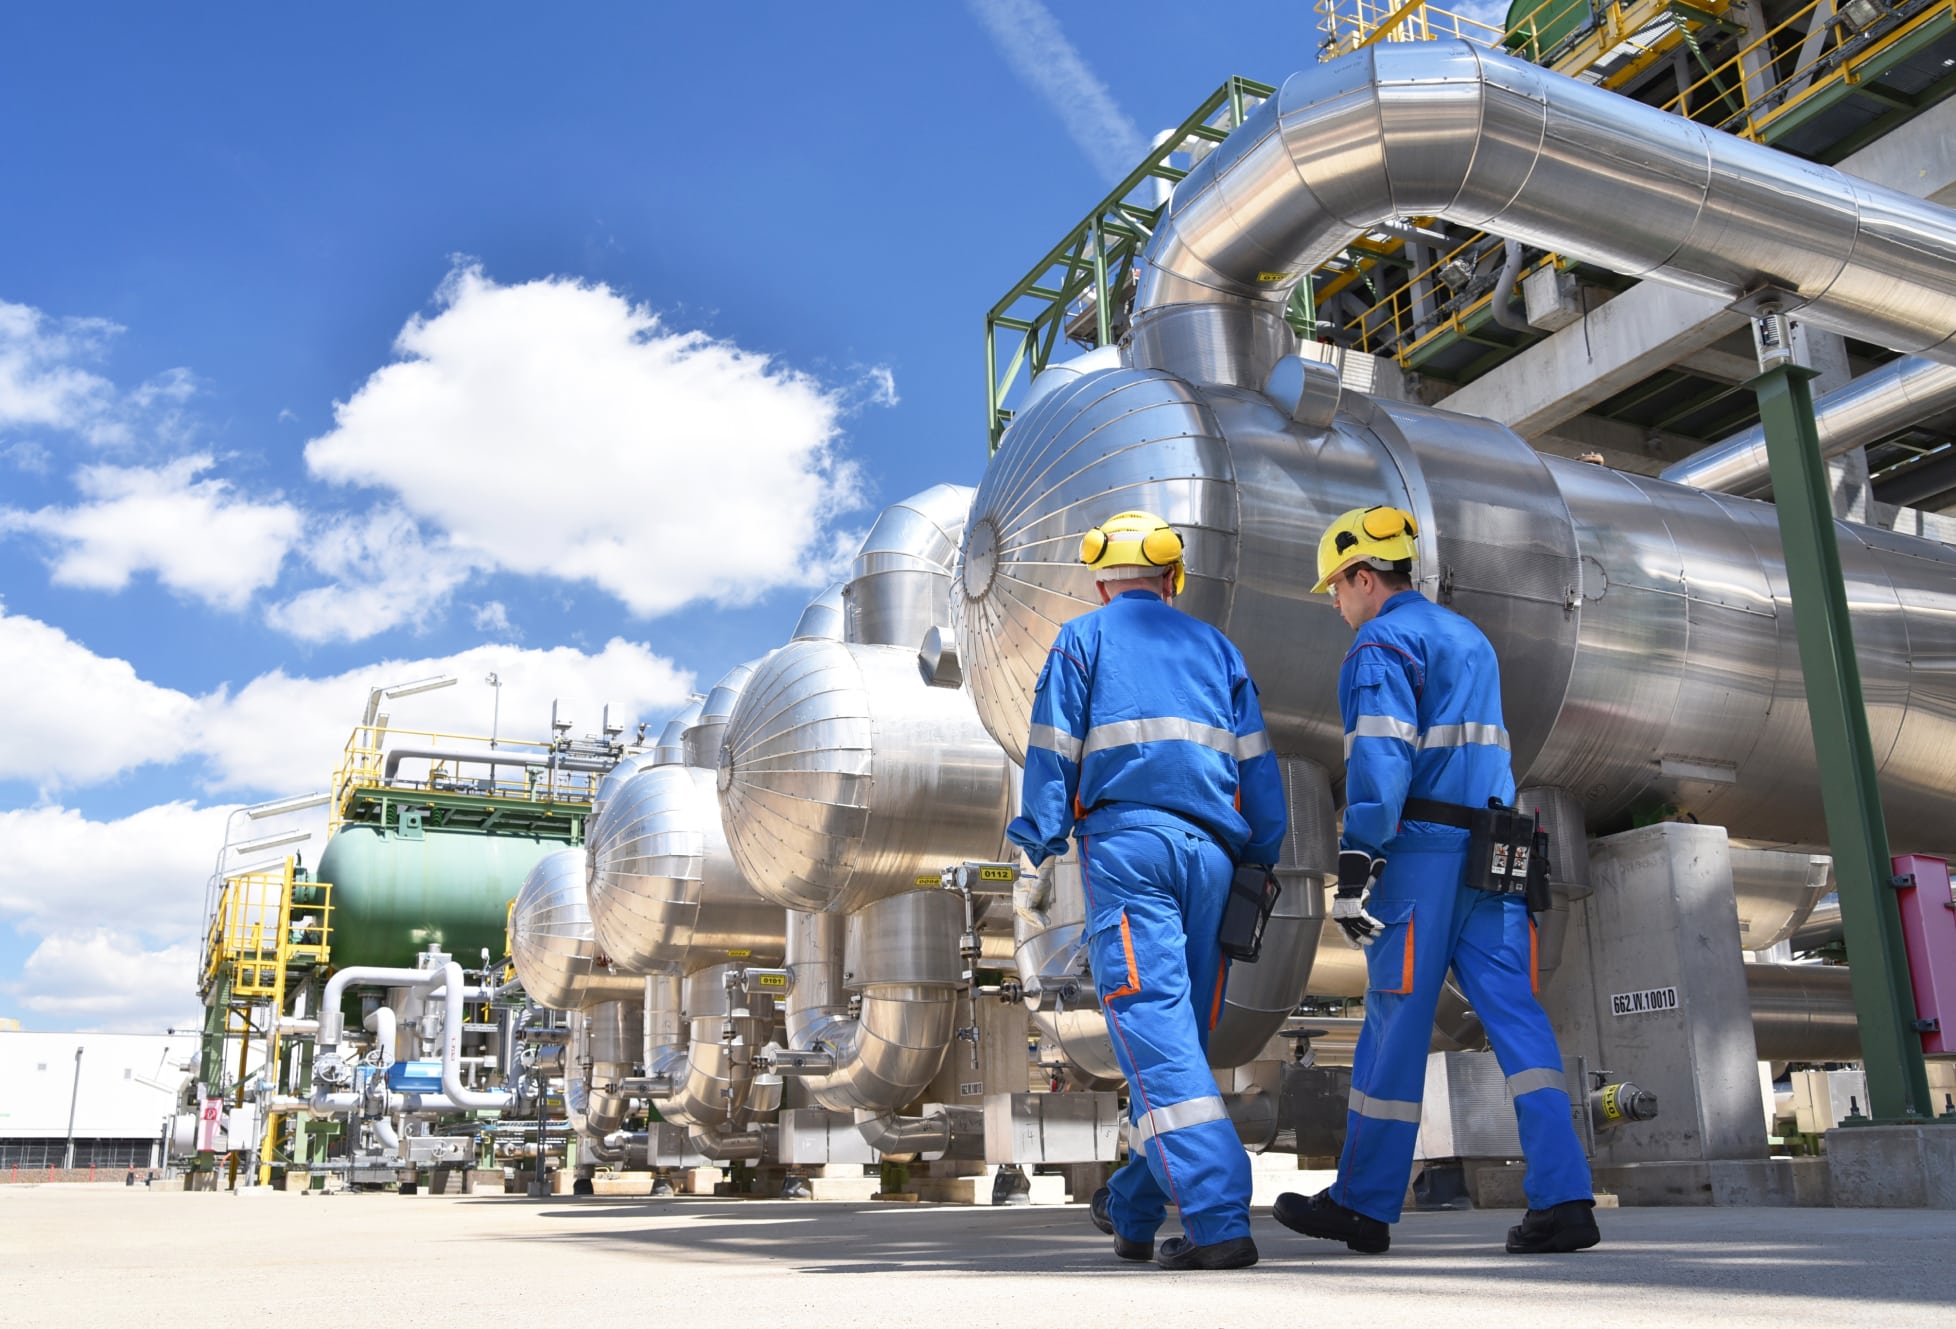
left=965, top=0, right=1148, bottom=184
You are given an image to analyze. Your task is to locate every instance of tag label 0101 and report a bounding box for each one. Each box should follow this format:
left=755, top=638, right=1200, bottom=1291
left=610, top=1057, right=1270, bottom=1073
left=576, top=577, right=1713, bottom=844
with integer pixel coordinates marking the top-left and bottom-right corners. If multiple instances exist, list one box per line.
left=1610, top=986, right=1679, bottom=1017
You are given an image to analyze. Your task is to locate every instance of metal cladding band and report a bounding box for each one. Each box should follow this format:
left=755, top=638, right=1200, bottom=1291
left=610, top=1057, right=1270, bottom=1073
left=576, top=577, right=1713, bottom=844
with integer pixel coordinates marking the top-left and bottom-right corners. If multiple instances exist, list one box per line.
left=651, top=699, right=704, bottom=768
left=844, top=483, right=974, bottom=651
left=717, top=636, right=1013, bottom=915
left=956, top=358, right=1956, bottom=854
left=1730, top=849, right=1833, bottom=952
left=1132, top=41, right=1956, bottom=387
left=783, top=891, right=963, bottom=1114
left=1746, top=961, right=1861, bottom=1062
left=1663, top=357, right=1956, bottom=497
left=684, top=659, right=761, bottom=770
left=658, top=962, right=778, bottom=1131
left=791, top=583, right=847, bottom=644
left=1207, top=755, right=1331, bottom=1067
left=587, top=763, right=785, bottom=975
left=510, top=849, right=643, bottom=1011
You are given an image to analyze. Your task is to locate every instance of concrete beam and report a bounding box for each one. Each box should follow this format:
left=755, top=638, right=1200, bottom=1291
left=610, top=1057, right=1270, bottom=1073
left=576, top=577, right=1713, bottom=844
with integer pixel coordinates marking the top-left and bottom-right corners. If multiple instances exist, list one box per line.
left=1433, top=97, right=1956, bottom=439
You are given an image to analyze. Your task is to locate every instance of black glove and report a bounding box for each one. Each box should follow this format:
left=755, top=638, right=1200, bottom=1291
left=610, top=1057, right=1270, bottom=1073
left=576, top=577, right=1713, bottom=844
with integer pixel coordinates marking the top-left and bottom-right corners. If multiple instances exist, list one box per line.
left=1332, top=849, right=1387, bottom=948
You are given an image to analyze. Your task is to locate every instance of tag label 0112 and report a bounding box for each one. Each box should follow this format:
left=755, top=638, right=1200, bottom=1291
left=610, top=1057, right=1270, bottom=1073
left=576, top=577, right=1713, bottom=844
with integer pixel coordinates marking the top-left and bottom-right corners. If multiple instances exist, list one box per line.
left=1610, top=986, right=1679, bottom=1017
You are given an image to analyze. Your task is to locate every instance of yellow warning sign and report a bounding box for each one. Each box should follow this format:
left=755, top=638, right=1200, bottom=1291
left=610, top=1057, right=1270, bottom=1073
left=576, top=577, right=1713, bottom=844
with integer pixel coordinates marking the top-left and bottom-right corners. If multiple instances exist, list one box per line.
left=725, top=949, right=752, bottom=958
left=979, top=867, right=1016, bottom=882
left=916, top=874, right=940, bottom=886
left=1255, top=271, right=1294, bottom=284
left=755, top=974, right=788, bottom=988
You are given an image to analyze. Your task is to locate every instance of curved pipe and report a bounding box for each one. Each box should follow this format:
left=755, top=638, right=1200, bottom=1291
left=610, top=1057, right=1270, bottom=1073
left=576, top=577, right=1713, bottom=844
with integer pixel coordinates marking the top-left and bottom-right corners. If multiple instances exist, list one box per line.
left=1489, top=240, right=1532, bottom=335
left=688, top=1125, right=768, bottom=1161
left=1133, top=41, right=1956, bottom=385
left=781, top=899, right=961, bottom=1114
left=1662, top=356, right=1956, bottom=497
left=436, top=963, right=514, bottom=1110
left=318, top=965, right=441, bottom=1050
left=853, top=1106, right=982, bottom=1162
left=657, top=964, right=775, bottom=1131
left=363, top=1007, right=396, bottom=1068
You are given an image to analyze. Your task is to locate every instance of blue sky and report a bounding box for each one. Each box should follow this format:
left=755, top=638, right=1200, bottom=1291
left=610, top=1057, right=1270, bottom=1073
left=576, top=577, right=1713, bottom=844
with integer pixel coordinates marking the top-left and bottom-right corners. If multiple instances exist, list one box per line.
left=0, top=1, right=1336, bottom=1029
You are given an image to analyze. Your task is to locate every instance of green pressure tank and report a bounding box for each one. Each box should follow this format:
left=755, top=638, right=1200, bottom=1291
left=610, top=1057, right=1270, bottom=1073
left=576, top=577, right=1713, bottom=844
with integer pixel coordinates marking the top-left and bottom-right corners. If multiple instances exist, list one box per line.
left=318, top=825, right=566, bottom=969
left=1503, top=0, right=1590, bottom=57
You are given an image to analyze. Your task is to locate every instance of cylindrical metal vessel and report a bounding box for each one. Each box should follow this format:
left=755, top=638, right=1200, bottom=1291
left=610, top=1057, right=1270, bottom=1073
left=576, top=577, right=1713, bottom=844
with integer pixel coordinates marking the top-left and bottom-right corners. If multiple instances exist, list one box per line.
left=318, top=825, right=559, bottom=968
left=717, top=637, right=1014, bottom=914
left=954, top=367, right=1956, bottom=854
left=684, top=660, right=761, bottom=770
left=587, top=763, right=785, bottom=973
left=651, top=699, right=704, bottom=768
left=1731, top=849, right=1832, bottom=951
left=590, top=753, right=660, bottom=849
left=843, top=483, right=973, bottom=650
left=792, top=583, right=846, bottom=644
left=1745, top=962, right=1860, bottom=1062
left=510, top=849, right=643, bottom=1010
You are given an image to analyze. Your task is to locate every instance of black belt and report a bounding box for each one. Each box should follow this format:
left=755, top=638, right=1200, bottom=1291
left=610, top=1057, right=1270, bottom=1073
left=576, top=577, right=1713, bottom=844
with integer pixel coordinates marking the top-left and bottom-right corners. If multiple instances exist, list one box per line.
left=1402, top=796, right=1484, bottom=829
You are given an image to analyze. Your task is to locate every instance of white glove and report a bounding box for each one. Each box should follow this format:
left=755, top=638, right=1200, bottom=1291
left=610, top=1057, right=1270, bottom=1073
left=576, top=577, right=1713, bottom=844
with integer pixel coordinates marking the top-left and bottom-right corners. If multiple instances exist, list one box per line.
left=1332, top=850, right=1387, bottom=947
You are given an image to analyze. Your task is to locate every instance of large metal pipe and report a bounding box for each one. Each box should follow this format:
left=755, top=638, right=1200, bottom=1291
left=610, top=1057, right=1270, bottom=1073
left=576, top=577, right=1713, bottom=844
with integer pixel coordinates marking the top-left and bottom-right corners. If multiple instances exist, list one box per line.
left=510, top=849, right=643, bottom=1010
left=380, top=746, right=610, bottom=782
left=1745, top=962, right=1861, bottom=1062
left=1660, top=356, right=1956, bottom=497
left=656, top=963, right=778, bottom=1134
left=778, top=891, right=963, bottom=1113
left=435, top=963, right=513, bottom=1110
left=1130, top=41, right=1956, bottom=390
left=843, top=483, right=974, bottom=651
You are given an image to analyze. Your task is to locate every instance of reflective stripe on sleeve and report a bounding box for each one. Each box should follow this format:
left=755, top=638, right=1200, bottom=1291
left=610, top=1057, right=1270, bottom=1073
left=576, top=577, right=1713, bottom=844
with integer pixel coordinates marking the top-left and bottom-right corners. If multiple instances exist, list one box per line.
left=1506, top=1067, right=1565, bottom=1098
left=1129, top=1094, right=1230, bottom=1145
left=1419, top=722, right=1511, bottom=752
left=1235, top=729, right=1271, bottom=760
left=1348, top=1088, right=1422, bottom=1124
left=1028, top=724, right=1083, bottom=762
left=1344, top=714, right=1419, bottom=758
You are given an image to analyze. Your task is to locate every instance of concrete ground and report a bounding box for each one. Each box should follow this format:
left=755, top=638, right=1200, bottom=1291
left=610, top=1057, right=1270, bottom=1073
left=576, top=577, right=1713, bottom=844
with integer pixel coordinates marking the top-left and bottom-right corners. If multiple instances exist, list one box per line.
left=3, top=1186, right=1952, bottom=1329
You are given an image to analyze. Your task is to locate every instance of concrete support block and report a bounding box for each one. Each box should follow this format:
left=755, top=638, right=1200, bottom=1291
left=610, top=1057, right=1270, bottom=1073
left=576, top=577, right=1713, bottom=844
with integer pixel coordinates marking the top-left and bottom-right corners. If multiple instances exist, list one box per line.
left=1826, top=1125, right=1956, bottom=1208
left=908, top=1166, right=1068, bottom=1205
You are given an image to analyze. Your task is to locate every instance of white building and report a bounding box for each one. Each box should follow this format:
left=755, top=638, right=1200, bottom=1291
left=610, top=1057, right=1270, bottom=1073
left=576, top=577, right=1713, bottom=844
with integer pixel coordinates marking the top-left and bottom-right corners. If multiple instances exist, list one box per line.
left=0, top=1029, right=199, bottom=1172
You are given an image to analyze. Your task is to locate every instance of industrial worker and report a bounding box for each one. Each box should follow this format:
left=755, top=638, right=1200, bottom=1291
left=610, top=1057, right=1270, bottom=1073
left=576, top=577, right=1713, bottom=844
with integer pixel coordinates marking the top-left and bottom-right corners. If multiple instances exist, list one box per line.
left=1006, top=511, right=1286, bottom=1272
left=1273, top=506, right=1599, bottom=1256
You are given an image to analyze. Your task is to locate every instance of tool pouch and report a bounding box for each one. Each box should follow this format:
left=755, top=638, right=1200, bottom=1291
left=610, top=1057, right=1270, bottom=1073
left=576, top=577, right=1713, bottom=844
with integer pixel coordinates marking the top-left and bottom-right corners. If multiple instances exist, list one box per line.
left=1525, top=825, right=1553, bottom=915
left=1219, top=865, right=1282, bottom=963
left=1463, top=802, right=1539, bottom=896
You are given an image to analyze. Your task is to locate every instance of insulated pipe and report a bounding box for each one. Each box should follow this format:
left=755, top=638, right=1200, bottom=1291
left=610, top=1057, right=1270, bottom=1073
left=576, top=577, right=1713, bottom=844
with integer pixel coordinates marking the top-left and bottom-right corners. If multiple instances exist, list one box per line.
left=436, top=963, right=514, bottom=1110
left=688, top=1125, right=769, bottom=1162
left=1745, top=962, right=1861, bottom=1062
left=363, top=1008, right=397, bottom=1067
left=1489, top=240, right=1532, bottom=335
left=656, top=963, right=776, bottom=1131
left=780, top=893, right=963, bottom=1113
left=1131, top=41, right=1956, bottom=387
left=853, top=1106, right=982, bottom=1162
left=373, top=1118, right=400, bottom=1152
left=1662, top=356, right=1956, bottom=497
left=381, top=747, right=611, bottom=782
left=318, top=966, right=442, bottom=1049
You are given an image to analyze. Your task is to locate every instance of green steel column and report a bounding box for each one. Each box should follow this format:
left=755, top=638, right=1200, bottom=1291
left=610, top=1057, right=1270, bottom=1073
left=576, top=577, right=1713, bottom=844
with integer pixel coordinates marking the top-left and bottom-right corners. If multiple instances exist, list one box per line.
left=1752, top=356, right=1932, bottom=1121
left=1089, top=217, right=1113, bottom=350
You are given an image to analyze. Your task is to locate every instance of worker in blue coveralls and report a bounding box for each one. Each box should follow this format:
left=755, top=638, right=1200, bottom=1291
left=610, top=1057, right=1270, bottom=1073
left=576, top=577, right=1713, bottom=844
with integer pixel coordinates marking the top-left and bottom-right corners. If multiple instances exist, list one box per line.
left=1006, top=510, right=1286, bottom=1272
left=1273, top=505, right=1599, bottom=1256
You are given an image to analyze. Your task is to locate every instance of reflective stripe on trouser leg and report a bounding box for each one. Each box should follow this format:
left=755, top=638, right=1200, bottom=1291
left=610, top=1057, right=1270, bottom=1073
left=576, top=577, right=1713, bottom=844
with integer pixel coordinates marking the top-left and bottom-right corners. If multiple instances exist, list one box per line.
left=1087, top=826, right=1251, bottom=1247
left=1451, top=889, right=1592, bottom=1210
left=1332, top=843, right=1462, bottom=1224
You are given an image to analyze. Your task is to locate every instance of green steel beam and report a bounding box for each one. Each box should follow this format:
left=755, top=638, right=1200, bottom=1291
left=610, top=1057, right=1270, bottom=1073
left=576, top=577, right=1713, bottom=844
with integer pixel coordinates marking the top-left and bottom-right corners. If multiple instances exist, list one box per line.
left=1752, top=354, right=1934, bottom=1122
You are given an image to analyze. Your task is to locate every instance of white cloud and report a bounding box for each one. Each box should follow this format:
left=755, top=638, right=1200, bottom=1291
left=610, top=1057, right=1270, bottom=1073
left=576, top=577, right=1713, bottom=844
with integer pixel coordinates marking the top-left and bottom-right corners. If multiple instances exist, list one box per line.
left=472, top=600, right=513, bottom=635
left=964, top=0, right=1146, bottom=183
left=0, top=600, right=201, bottom=788
left=0, top=802, right=231, bottom=940
left=0, top=299, right=121, bottom=436
left=265, top=504, right=471, bottom=641
left=2, top=454, right=303, bottom=610
left=0, top=600, right=694, bottom=797
left=300, top=264, right=870, bottom=631
left=2, top=440, right=51, bottom=473
left=9, top=932, right=202, bottom=1033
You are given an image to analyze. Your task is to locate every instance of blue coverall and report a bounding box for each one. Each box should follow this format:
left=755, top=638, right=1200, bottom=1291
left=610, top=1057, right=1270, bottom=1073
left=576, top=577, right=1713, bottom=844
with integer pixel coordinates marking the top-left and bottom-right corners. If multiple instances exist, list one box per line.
left=1334, top=590, right=1592, bottom=1223
left=1007, top=589, right=1287, bottom=1247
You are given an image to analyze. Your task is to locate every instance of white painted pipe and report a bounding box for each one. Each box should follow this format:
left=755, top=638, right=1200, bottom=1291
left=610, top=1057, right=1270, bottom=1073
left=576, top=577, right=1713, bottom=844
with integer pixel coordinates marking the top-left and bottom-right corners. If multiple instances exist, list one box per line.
left=363, top=1008, right=397, bottom=1067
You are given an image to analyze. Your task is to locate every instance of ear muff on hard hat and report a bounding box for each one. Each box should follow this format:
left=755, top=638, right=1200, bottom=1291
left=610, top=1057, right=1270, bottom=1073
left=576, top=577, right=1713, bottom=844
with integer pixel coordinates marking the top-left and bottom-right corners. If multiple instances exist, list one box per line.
left=1080, top=510, right=1186, bottom=594
left=1310, top=504, right=1419, bottom=594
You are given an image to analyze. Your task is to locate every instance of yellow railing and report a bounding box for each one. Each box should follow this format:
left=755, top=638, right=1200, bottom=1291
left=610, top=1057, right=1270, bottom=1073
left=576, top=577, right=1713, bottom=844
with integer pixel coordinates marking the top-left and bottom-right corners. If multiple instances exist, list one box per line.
left=1313, top=0, right=1950, bottom=366
left=202, top=859, right=332, bottom=997
left=330, top=725, right=600, bottom=833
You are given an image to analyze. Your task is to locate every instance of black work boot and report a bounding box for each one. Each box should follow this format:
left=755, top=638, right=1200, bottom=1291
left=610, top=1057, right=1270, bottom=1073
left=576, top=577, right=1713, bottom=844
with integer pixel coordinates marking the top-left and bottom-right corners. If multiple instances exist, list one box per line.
left=1090, top=1186, right=1153, bottom=1262
left=1157, top=1235, right=1259, bottom=1270
left=1505, top=1199, right=1601, bottom=1254
left=1271, top=1189, right=1391, bottom=1254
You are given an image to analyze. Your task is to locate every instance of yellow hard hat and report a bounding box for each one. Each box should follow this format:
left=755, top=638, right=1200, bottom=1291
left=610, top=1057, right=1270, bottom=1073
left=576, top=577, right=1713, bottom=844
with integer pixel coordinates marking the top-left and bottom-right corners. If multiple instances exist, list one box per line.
left=1311, top=505, right=1419, bottom=594
left=1080, top=510, right=1185, bottom=594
